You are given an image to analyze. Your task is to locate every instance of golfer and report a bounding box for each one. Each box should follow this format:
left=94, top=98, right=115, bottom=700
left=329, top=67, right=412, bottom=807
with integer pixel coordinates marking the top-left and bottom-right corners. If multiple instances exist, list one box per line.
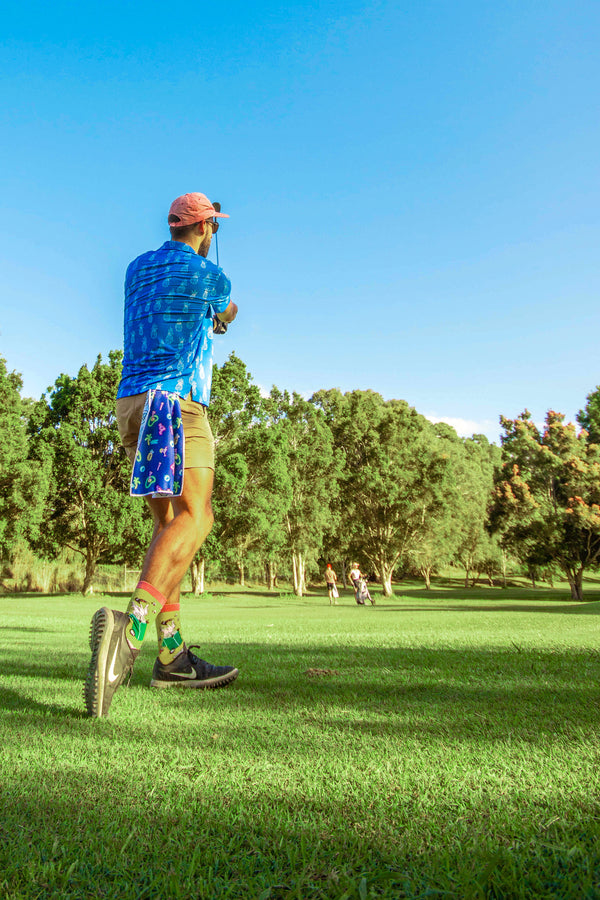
left=349, top=562, right=362, bottom=592
left=84, top=192, right=239, bottom=718
left=325, top=564, right=339, bottom=604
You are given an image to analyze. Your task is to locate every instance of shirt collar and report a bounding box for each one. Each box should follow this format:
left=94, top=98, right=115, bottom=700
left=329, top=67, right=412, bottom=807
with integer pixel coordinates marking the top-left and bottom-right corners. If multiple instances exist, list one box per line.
left=160, top=240, right=198, bottom=255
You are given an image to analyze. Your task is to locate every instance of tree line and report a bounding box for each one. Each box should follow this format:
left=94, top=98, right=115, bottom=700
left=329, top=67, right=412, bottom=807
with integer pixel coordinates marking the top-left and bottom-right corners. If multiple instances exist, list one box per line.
left=1, top=351, right=599, bottom=599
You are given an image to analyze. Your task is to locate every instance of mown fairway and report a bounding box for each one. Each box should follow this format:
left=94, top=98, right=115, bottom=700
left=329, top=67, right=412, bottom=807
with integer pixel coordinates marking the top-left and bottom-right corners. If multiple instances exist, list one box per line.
left=1, top=582, right=600, bottom=899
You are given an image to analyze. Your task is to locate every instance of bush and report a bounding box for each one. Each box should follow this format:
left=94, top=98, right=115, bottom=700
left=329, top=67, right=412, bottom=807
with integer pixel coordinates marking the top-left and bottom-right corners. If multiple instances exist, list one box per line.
left=3, top=545, right=82, bottom=593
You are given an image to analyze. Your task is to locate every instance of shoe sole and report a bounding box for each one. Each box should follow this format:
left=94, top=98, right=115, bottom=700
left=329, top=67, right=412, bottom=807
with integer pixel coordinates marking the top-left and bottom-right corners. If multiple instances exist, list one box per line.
left=84, top=606, right=114, bottom=717
left=150, top=668, right=239, bottom=690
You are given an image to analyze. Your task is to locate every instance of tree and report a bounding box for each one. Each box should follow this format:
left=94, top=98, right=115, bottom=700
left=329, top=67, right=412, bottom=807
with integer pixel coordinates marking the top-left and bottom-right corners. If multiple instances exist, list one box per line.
left=28, top=352, right=152, bottom=593
left=0, top=356, right=50, bottom=561
left=407, top=424, right=463, bottom=589
left=206, top=354, right=290, bottom=589
left=314, top=389, right=454, bottom=596
left=577, top=386, right=600, bottom=444
left=213, top=419, right=292, bottom=586
left=452, top=434, right=501, bottom=587
left=264, top=391, right=342, bottom=596
left=209, top=352, right=263, bottom=453
left=489, top=410, right=600, bottom=600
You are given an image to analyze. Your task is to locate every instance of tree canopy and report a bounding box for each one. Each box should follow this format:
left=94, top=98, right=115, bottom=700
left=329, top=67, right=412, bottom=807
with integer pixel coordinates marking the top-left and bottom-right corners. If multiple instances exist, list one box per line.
left=27, top=351, right=152, bottom=593
left=2, top=348, right=599, bottom=598
left=0, top=357, right=50, bottom=560
left=489, top=410, right=600, bottom=600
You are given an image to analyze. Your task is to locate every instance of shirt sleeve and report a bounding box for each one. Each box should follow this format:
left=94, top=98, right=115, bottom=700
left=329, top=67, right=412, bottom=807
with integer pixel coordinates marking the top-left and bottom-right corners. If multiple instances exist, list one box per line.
left=209, top=268, right=232, bottom=315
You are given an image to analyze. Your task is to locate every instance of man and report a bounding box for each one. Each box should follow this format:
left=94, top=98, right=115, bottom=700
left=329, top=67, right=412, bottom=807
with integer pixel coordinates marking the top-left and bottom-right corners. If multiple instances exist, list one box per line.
left=324, top=564, right=339, bottom=605
left=84, top=192, right=239, bottom=718
left=349, top=562, right=364, bottom=604
left=349, top=563, right=362, bottom=592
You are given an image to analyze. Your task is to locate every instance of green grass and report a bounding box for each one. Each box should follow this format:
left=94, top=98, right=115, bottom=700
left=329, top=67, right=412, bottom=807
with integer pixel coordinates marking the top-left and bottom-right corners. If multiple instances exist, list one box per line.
left=2, top=581, right=600, bottom=898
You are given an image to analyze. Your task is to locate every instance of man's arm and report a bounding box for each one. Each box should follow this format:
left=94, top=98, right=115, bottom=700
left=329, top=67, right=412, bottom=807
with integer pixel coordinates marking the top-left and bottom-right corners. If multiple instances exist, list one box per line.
left=217, top=300, right=238, bottom=324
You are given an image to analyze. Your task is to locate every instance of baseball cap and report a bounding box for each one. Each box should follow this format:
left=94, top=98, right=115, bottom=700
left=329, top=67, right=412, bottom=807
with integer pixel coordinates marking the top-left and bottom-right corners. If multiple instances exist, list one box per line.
left=168, top=192, right=230, bottom=227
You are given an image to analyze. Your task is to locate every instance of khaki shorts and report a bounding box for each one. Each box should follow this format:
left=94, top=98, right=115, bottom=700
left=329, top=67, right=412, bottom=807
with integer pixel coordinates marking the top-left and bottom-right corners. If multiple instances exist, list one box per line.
left=116, top=393, right=215, bottom=470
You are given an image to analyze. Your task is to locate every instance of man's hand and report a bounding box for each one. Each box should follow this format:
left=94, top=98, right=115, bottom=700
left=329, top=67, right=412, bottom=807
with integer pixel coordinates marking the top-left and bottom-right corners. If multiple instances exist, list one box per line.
left=218, top=300, right=238, bottom=324
left=213, top=300, right=237, bottom=335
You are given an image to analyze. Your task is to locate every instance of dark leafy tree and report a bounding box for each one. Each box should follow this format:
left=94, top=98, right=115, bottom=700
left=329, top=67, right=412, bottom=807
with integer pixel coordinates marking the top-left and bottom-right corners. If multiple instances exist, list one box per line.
left=453, top=434, right=501, bottom=587
left=271, top=392, right=342, bottom=596
left=577, top=385, right=600, bottom=445
left=0, top=356, right=50, bottom=561
left=489, top=410, right=600, bottom=600
left=314, top=389, right=454, bottom=596
left=28, top=351, right=152, bottom=593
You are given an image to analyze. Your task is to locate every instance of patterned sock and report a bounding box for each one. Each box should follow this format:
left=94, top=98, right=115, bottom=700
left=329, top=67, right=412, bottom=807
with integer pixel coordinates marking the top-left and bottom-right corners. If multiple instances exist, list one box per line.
left=156, top=602, right=185, bottom=664
left=125, top=581, right=167, bottom=651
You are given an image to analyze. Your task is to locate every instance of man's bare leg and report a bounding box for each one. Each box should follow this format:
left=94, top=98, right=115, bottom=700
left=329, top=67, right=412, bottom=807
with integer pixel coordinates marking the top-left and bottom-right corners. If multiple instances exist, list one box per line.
left=143, top=497, right=184, bottom=661
left=85, top=468, right=236, bottom=717
left=143, top=496, right=178, bottom=601
left=122, top=468, right=214, bottom=654
left=141, top=467, right=215, bottom=600
left=136, top=468, right=238, bottom=688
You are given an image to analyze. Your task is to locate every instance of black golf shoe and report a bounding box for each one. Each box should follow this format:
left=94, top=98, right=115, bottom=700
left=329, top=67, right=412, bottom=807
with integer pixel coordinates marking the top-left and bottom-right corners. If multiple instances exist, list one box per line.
left=84, top=607, right=139, bottom=717
left=150, top=644, right=238, bottom=690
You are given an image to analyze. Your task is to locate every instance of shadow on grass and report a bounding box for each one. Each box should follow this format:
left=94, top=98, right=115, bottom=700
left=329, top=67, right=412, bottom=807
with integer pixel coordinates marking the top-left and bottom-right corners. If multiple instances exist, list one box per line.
left=2, top=641, right=600, bottom=740
left=0, top=625, right=56, bottom=632
left=98, top=588, right=321, bottom=603
left=395, top=588, right=600, bottom=603
left=5, top=583, right=600, bottom=604
left=0, top=684, right=87, bottom=719
left=376, top=601, right=600, bottom=614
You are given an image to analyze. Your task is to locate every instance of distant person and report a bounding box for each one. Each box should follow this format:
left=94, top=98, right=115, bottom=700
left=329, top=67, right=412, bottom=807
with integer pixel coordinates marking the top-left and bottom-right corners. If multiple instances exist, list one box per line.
left=325, top=564, right=339, bottom=604
left=349, top=562, right=369, bottom=605
left=349, top=562, right=362, bottom=592
left=358, top=578, right=375, bottom=605
left=84, top=192, right=239, bottom=718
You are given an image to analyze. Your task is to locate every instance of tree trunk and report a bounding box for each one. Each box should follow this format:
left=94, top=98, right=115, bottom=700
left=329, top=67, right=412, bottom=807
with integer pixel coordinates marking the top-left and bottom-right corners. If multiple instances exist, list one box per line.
left=238, top=558, right=245, bottom=586
left=341, top=559, right=348, bottom=588
left=380, top=564, right=393, bottom=597
left=566, top=567, right=584, bottom=601
left=82, top=552, right=96, bottom=594
left=190, top=558, right=205, bottom=595
left=265, top=560, right=277, bottom=591
left=423, top=568, right=431, bottom=589
left=292, top=551, right=305, bottom=597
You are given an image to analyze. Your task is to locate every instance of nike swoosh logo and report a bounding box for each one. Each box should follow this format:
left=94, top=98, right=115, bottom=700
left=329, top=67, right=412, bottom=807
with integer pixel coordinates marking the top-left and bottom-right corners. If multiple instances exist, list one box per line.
left=108, top=647, right=120, bottom=683
left=171, top=670, right=197, bottom=679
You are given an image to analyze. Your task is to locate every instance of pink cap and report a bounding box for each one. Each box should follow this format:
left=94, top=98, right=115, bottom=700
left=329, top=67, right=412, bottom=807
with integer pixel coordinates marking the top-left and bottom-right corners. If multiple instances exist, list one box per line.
left=168, top=192, right=230, bottom=227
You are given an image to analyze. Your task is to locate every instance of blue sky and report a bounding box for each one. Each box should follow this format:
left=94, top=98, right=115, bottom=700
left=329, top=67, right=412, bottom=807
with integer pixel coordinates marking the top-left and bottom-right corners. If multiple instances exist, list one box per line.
left=1, top=0, right=598, bottom=442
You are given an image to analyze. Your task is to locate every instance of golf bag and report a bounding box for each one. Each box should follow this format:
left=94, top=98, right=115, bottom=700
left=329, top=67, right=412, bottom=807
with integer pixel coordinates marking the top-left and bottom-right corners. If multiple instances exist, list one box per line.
left=356, top=578, right=374, bottom=605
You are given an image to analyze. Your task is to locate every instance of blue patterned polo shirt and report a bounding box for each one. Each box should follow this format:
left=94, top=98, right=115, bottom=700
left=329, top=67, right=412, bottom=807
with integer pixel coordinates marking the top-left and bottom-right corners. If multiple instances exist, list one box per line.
left=117, top=241, right=232, bottom=405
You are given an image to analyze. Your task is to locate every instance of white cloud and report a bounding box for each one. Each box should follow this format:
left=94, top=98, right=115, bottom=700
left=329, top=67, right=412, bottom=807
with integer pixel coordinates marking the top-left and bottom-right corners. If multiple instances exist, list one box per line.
left=425, top=414, right=501, bottom=443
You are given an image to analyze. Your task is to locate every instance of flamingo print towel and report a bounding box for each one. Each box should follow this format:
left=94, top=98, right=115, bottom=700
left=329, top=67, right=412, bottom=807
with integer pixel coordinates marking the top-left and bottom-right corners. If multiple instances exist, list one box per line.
left=130, top=390, right=185, bottom=497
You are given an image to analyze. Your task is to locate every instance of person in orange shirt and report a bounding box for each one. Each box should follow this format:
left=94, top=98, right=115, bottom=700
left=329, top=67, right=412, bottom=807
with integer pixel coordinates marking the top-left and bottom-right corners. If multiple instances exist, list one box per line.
left=325, top=564, right=339, bottom=604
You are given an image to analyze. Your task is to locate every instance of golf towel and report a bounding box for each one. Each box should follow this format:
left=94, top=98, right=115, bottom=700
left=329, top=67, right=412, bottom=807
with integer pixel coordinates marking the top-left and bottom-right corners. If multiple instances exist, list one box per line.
left=130, top=389, right=185, bottom=497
